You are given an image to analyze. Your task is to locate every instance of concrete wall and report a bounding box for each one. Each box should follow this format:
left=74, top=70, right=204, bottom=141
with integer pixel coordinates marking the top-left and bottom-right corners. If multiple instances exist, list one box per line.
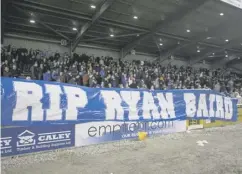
left=4, top=37, right=155, bottom=61
left=230, top=63, right=242, bottom=73
left=231, top=63, right=242, bottom=70
left=4, top=36, right=211, bottom=69
left=161, top=58, right=211, bottom=69
left=4, top=37, right=69, bottom=54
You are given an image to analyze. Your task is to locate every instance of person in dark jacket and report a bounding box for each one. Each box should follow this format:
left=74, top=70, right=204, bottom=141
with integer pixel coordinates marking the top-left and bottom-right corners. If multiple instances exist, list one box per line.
left=11, top=64, right=20, bottom=78
left=30, top=62, right=38, bottom=80
left=51, top=69, right=59, bottom=81
left=37, top=64, right=44, bottom=80
left=3, top=67, right=12, bottom=77
left=68, top=77, right=77, bottom=85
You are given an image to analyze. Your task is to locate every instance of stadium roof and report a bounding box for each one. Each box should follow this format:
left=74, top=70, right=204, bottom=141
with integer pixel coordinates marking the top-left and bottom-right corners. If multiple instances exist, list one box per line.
left=2, top=0, right=242, bottom=67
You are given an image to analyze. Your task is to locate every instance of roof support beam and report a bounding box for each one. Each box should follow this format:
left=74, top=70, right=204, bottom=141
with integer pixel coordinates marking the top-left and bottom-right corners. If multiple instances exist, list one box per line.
left=39, top=22, right=71, bottom=41
left=72, top=0, right=115, bottom=52
left=211, top=55, right=238, bottom=69
left=152, top=35, right=161, bottom=52
left=226, top=56, right=242, bottom=67
left=9, top=1, right=242, bottom=54
left=81, top=32, right=145, bottom=42
left=12, top=1, right=91, bottom=21
left=230, top=67, right=242, bottom=74
left=12, top=5, right=71, bottom=41
left=8, top=15, right=74, bottom=30
left=190, top=38, right=242, bottom=65
left=159, top=21, right=228, bottom=61
left=120, top=0, right=209, bottom=58
left=189, top=46, right=230, bottom=65
left=9, top=0, right=242, bottom=58
left=4, top=33, right=120, bottom=51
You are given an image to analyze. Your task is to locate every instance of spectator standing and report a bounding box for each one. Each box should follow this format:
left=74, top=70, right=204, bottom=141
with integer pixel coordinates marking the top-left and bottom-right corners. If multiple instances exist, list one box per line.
left=70, top=64, right=78, bottom=77
left=11, top=64, right=20, bottom=78
left=30, top=62, right=38, bottom=80
left=83, top=71, right=89, bottom=86
left=59, top=72, right=66, bottom=83
left=228, top=78, right=234, bottom=92
left=38, top=64, right=44, bottom=80
left=214, top=81, right=221, bottom=92
left=68, top=77, right=77, bottom=85
left=51, top=69, right=59, bottom=81
left=3, top=67, right=12, bottom=77
left=43, top=70, right=51, bottom=81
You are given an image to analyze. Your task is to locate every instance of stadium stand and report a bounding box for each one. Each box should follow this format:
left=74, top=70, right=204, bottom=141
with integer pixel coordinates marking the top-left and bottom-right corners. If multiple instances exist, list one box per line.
left=1, top=0, right=242, bottom=173
left=1, top=45, right=242, bottom=99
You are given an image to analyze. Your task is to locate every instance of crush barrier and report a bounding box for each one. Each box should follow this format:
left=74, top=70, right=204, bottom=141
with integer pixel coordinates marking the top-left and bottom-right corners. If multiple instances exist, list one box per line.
left=0, top=78, right=239, bottom=157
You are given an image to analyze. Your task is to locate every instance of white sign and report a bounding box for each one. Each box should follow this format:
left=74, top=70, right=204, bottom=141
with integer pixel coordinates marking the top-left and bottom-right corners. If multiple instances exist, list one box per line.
left=60, top=39, right=67, bottom=46
left=221, top=0, right=242, bottom=9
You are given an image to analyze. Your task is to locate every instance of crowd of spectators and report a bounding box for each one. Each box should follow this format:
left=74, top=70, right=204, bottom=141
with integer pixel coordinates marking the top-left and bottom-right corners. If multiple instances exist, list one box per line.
left=1, top=45, right=242, bottom=99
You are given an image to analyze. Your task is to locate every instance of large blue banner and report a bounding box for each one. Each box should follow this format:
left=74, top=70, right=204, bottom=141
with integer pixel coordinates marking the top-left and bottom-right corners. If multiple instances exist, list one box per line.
left=1, top=78, right=238, bottom=126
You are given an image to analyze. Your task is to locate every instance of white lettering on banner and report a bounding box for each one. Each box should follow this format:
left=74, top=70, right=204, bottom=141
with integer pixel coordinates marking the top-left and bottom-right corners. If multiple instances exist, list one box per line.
left=9, top=80, right=235, bottom=122
left=197, top=94, right=208, bottom=117
left=224, top=97, right=233, bottom=119
left=216, top=95, right=224, bottom=118
left=0, top=138, right=11, bottom=148
left=142, top=92, right=160, bottom=119
left=13, top=81, right=43, bottom=121
left=184, top=93, right=234, bottom=119
left=156, top=93, right=175, bottom=119
left=45, top=84, right=63, bottom=120
left=38, top=133, right=70, bottom=142
left=184, top=93, right=196, bottom=117
left=101, top=90, right=124, bottom=120
left=63, top=86, right=88, bottom=120
left=120, top=91, right=140, bottom=120
left=209, top=94, right=215, bottom=117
